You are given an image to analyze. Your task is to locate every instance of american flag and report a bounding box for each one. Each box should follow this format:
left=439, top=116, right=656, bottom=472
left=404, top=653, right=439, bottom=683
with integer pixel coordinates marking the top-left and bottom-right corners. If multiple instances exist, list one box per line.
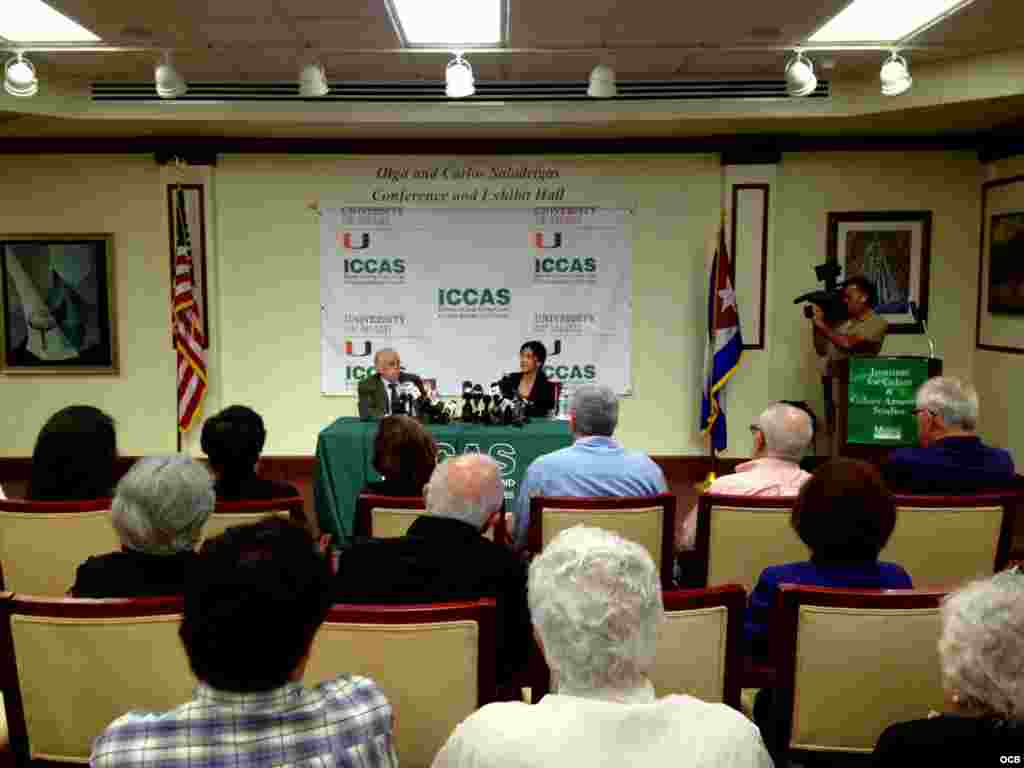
left=173, top=187, right=207, bottom=432
left=700, top=218, right=743, bottom=452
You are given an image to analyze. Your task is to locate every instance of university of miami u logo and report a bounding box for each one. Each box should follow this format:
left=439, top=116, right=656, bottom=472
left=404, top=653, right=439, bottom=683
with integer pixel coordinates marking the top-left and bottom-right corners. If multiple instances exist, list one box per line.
left=533, top=232, right=562, bottom=249
left=341, top=232, right=371, bottom=250
left=344, top=340, right=372, bottom=357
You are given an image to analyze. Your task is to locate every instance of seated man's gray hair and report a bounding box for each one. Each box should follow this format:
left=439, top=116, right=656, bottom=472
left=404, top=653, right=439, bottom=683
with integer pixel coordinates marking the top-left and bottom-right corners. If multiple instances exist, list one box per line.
left=528, top=525, right=663, bottom=693
left=916, top=376, right=979, bottom=430
left=759, top=403, right=814, bottom=462
left=424, top=453, right=504, bottom=530
left=112, top=455, right=215, bottom=555
left=571, top=384, right=619, bottom=437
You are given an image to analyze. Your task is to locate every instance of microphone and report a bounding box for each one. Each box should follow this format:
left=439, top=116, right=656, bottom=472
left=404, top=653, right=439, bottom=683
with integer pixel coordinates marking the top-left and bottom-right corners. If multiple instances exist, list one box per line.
left=399, top=381, right=419, bottom=416
left=909, top=301, right=936, bottom=359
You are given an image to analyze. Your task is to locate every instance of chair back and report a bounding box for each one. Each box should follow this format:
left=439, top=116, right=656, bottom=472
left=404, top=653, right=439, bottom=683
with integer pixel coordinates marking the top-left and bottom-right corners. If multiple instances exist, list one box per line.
left=355, top=494, right=501, bottom=542
left=885, top=492, right=1015, bottom=587
left=202, top=497, right=306, bottom=541
left=0, top=594, right=193, bottom=764
left=649, top=585, right=745, bottom=709
left=696, top=494, right=807, bottom=590
left=528, top=494, right=676, bottom=587
left=773, top=586, right=946, bottom=758
left=0, top=498, right=120, bottom=595
left=304, top=600, right=496, bottom=768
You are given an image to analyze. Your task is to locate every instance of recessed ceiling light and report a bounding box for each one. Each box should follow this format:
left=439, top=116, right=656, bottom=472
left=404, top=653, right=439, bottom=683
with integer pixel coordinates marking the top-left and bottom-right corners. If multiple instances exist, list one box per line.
left=387, top=0, right=504, bottom=48
left=808, top=0, right=970, bottom=43
left=0, top=0, right=100, bottom=43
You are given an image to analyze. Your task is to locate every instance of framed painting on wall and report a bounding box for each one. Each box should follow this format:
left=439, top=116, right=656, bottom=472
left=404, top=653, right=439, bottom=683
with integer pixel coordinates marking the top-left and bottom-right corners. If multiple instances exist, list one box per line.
left=826, top=211, right=932, bottom=334
left=0, top=234, right=117, bottom=374
left=987, top=212, right=1024, bottom=314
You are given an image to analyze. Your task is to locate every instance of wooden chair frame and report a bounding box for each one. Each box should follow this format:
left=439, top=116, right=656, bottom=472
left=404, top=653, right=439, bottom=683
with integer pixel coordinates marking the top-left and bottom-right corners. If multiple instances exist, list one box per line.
left=212, top=496, right=305, bottom=525
left=527, top=494, right=677, bottom=586
left=354, top=493, right=508, bottom=544
left=0, top=594, right=185, bottom=768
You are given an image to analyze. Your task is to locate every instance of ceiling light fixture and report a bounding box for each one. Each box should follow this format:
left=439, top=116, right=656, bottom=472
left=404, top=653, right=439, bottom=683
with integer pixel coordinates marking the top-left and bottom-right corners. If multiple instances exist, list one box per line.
left=880, top=52, right=912, bottom=95
left=299, top=62, right=329, bottom=97
left=445, top=52, right=475, bottom=98
left=4, top=53, right=39, bottom=97
left=784, top=51, right=817, bottom=97
left=154, top=53, right=187, bottom=99
left=587, top=64, right=617, bottom=98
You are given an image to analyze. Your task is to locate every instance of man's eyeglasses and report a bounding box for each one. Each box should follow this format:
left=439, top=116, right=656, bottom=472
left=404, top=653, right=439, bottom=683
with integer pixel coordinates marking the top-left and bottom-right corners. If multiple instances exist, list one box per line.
left=749, top=424, right=763, bottom=434
left=912, top=408, right=934, bottom=416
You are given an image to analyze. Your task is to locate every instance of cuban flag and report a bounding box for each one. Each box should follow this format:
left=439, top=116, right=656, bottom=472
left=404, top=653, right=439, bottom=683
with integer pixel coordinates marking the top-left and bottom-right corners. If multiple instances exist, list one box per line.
left=700, top=221, right=743, bottom=452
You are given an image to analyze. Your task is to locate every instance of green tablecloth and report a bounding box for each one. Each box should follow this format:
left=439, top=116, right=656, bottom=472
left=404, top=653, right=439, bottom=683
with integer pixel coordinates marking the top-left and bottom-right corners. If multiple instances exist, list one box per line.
left=314, top=417, right=573, bottom=544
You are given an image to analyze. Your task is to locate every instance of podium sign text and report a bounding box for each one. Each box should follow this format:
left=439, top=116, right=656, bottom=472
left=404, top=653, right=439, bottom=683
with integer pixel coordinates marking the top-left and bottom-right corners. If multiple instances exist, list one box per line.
left=847, top=358, right=930, bottom=446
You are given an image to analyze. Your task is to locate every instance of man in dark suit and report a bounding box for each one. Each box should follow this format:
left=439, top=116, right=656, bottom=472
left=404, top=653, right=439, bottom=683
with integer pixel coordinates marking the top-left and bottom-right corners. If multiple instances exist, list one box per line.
left=357, top=348, right=425, bottom=419
left=334, top=454, right=529, bottom=685
left=882, top=376, right=1016, bottom=493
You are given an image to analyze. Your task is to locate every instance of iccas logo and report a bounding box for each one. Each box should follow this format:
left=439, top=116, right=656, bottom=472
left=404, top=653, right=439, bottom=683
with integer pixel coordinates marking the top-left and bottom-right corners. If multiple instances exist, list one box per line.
left=437, top=288, right=511, bottom=306
left=344, top=257, right=406, bottom=275
left=339, top=232, right=371, bottom=250
left=532, top=232, right=563, bottom=249
left=544, top=363, right=597, bottom=381
left=534, top=256, right=596, bottom=274
left=344, top=340, right=372, bottom=357
left=345, top=365, right=376, bottom=381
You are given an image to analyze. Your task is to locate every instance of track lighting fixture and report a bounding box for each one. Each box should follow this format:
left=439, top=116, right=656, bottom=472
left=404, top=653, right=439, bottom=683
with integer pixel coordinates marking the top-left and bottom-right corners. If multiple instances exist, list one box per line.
left=445, top=52, right=475, bottom=98
left=4, top=53, right=38, bottom=97
left=587, top=64, right=617, bottom=98
left=154, top=53, right=187, bottom=99
left=299, top=62, right=329, bottom=97
left=784, top=51, right=817, bottom=97
left=880, top=52, right=912, bottom=96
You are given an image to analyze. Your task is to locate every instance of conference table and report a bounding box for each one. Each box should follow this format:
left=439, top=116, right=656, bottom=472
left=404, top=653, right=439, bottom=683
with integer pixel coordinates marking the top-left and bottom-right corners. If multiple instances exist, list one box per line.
left=314, top=416, right=573, bottom=545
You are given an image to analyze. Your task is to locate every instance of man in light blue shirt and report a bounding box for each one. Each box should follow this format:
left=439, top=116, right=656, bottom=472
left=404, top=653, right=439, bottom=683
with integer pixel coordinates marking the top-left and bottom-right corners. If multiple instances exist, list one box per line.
left=513, top=383, right=668, bottom=548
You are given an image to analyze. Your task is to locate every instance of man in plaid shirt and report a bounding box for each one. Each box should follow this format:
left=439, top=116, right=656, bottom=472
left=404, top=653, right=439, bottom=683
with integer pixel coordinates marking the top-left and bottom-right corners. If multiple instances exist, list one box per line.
left=91, top=518, right=397, bottom=768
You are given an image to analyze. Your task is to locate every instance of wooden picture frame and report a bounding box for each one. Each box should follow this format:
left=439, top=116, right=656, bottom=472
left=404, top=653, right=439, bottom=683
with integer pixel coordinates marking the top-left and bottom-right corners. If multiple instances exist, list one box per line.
left=977, top=175, right=1024, bottom=353
left=0, top=234, right=117, bottom=374
left=827, top=211, right=932, bottom=334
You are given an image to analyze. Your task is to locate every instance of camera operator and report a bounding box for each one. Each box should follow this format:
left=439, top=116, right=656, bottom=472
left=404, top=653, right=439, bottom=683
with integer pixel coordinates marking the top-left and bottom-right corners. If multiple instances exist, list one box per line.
left=810, top=275, right=888, bottom=449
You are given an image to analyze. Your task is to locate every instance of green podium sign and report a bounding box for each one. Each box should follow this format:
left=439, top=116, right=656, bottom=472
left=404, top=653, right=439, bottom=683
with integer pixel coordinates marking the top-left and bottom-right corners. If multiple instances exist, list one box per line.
left=847, top=357, right=931, bottom=446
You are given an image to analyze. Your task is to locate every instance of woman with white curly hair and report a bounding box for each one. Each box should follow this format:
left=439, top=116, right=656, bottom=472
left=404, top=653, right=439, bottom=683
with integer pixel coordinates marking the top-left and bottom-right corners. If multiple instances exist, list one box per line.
left=873, top=568, right=1024, bottom=764
left=432, top=525, right=772, bottom=768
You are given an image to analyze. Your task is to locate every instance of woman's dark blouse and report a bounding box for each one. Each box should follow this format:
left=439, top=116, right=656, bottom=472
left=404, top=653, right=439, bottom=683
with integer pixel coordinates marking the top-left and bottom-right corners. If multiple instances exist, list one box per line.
left=499, top=371, right=556, bottom=418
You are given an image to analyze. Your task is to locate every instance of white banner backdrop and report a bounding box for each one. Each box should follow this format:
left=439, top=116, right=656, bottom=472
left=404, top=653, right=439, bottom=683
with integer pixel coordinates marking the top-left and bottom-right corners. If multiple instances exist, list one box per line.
left=320, top=207, right=632, bottom=397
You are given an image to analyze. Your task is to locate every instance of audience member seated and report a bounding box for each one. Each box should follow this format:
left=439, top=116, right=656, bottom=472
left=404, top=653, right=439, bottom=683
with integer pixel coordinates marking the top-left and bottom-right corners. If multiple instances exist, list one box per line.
left=746, top=458, right=912, bottom=661
left=91, top=518, right=396, bottom=768
left=882, top=376, right=1016, bottom=494
left=27, top=405, right=117, bottom=500
left=337, top=454, right=529, bottom=684
left=200, top=405, right=299, bottom=500
left=363, top=414, right=438, bottom=497
left=874, top=567, right=1024, bottom=765
left=513, top=383, right=667, bottom=548
left=432, top=526, right=772, bottom=768
left=70, top=455, right=214, bottom=598
left=678, top=401, right=814, bottom=550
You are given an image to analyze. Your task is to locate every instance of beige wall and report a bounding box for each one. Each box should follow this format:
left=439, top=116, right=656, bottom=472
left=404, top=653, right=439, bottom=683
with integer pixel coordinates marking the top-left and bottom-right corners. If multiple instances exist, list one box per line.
left=0, top=150, right=987, bottom=459
left=974, top=156, right=1024, bottom=460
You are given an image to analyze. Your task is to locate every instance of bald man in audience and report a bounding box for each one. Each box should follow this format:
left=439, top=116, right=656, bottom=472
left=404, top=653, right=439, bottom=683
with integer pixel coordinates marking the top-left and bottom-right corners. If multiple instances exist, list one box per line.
left=335, top=454, right=529, bottom=683
left=679, top=402, right=814, bottom=551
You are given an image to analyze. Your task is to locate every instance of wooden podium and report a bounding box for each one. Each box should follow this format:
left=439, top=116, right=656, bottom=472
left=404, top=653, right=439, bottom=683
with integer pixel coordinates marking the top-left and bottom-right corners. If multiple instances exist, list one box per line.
left=835, top=356, right=943, bottom=463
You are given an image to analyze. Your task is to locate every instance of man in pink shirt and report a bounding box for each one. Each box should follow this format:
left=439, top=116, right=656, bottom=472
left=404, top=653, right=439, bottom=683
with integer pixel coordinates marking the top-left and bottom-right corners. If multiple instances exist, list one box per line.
left=678, top=402, right=814, bottom=550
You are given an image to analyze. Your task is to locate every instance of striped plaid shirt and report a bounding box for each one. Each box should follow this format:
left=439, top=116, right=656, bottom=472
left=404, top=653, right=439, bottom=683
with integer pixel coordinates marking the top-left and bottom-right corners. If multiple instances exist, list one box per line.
left=91, top=675, right=397, bottom=768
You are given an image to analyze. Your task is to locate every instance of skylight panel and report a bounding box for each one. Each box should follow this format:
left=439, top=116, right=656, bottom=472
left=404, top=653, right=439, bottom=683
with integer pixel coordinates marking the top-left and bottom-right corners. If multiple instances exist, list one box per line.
left=0, top=0, right=100, bottom=42
left=808, top=0, right=968, bottom=43
left=388, top=0, right=504, bottom=47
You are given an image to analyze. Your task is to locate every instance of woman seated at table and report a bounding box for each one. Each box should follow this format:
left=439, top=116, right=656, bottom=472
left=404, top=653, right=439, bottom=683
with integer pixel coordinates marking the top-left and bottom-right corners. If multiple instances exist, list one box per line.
left=499, top=340, right=556, bottom=418
left=363, top=415, right=438, bottom=497
left=70, top=455, right=215, bottom=597
left=873, top=568, right=1024, bottom=764
left=27, top=405, right=117, bottom=500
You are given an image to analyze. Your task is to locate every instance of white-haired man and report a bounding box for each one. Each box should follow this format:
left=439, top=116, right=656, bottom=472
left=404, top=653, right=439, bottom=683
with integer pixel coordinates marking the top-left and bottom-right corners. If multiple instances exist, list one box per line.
left=433, top=526, right=772, bottom=768
left=357, top=348, right=425, bottom=419
left=678, top=402, right=814, bottom=550
left=513, top=383, right=667, bottom=549
left=334, top=454, right=529, bottom=682
left=882, top=376, right=1015, bottom=494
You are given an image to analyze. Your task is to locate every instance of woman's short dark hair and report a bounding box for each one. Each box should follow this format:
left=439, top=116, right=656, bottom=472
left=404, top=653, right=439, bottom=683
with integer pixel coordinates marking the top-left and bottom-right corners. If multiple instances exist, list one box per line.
left=200, top=405, right=266, bottom=477
left=845, top=275, right=878, bottom=307
left=520, top=340, right=548, bottom=367
left=372, top=415, right=438, bottom=493
left=180, top=518, right=333, bottom=692
left=28, top=405, right=116, bottom=500
left=791, top=458, right=896, bottom=562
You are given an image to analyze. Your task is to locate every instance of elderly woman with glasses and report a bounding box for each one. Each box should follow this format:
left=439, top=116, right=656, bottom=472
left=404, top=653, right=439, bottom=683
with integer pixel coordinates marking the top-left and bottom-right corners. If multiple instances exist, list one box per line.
left=873, top=568, right=1024, bottom=763
left=70, top=455, right=215, bottom=597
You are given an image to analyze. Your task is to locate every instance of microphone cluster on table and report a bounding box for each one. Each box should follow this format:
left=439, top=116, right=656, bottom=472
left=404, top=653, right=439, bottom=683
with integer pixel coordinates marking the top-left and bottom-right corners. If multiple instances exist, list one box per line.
left=395, top=381, right=530, bottom=427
